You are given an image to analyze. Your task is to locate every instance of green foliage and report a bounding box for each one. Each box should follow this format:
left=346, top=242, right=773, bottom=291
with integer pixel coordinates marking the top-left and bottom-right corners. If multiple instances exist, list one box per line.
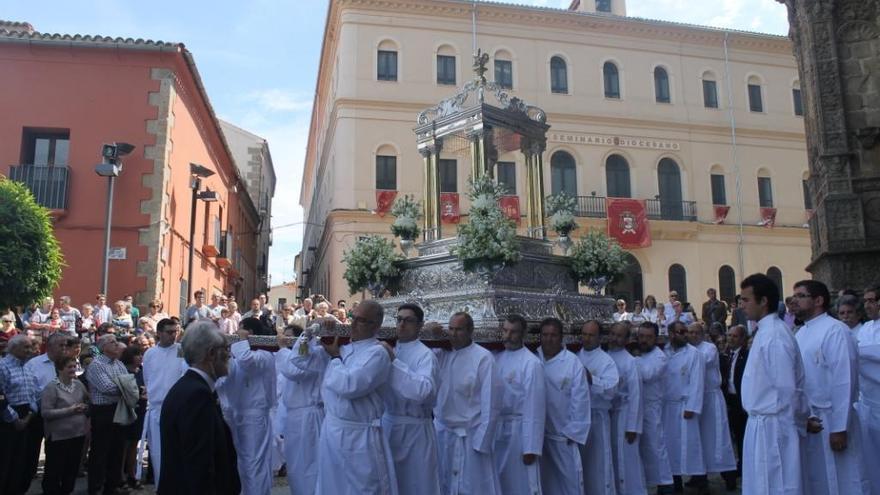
left=0, top=179, right=64, bottom=311
left=390, top=194, right=421, bottom=240
left=451, top=174, right=521, bottom=271
left=342, top=235, right=403, bottom=295
left=569, top=228, right=628, bottom=285
left=546, top=192, right=578, bottom=235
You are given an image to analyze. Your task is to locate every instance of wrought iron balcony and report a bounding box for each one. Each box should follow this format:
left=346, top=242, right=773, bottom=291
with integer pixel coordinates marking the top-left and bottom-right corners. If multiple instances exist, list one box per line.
left=8, top=164, right=70, bottom=210
left=567, top=195, right=697, bottom=222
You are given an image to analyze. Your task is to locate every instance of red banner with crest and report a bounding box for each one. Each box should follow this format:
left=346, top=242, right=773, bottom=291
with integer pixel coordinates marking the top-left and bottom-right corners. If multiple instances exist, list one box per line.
left=606, top=198, right=651, bottom=248
left=375, top=190, right=397, bottom=217
left=440, top=193, right=460, bottom=223
left=499, top=196, right=521, bottom=224
left=713, top=205, right=730, bottom=224
left=759, top=207, right=777, bottom=228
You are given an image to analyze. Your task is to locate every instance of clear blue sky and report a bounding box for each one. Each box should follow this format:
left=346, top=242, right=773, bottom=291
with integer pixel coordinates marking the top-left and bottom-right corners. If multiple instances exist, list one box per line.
left=1, top=0, right=789, bottom=287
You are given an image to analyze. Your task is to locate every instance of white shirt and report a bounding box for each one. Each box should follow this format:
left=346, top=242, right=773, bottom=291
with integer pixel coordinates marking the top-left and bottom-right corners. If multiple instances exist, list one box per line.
left=143, top=343, right=187, bottom=408
left=577, top=347, right=619, bottom=410
left=727, top=346, right=743, bottom=395
left=494, top=347, right=545, bottom=455
left=94, top=304, right=112, bottom=325
left=613, top=312, right=632, bottom=322
left=383, top=339, right=438, bottom=419
left=538, top=348, right=591, bottom=444
left=24, top=353, right=56, bottom=399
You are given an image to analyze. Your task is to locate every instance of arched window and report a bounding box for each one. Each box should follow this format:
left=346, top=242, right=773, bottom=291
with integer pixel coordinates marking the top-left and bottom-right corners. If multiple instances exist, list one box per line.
left=654, top=66, right=670, bottom=103
left=767, top=267, right=783, bottom=298
left=757, top=169, right=773, bottom=208
left=657, top=158, right=683, bottom=220
left=494, top=50, right=513, bottom=89
left=550, top=151, right=577, bottom=196
left=748, top=75, right=764, bottom=112
left=702, top=71, right=719, bottom=108
left=718, top=265, right=736, bottom=305
left=375, top=144, right=397, bottom=190
left=605, top=154, right=631, bottom=198
left=377, top=40, right=398, bottom=81
left=668, top=264, right=688, bottom=303
left=550, top=56, right=568, bottom=94
left=603, top=62, right=620, bottom=99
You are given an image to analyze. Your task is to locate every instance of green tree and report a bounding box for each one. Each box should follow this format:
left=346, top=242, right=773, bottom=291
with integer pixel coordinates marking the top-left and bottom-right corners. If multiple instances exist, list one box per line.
left=0, top=179, right=64, bottom=312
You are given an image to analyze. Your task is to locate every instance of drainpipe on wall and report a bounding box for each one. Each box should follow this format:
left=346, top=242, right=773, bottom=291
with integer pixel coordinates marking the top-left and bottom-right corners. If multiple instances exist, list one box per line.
left=723, top=32, right=746, bottom=283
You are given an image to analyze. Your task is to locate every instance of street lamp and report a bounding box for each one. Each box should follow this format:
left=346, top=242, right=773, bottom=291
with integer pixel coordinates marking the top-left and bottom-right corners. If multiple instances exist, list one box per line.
left=187, top=163, right=218, bottom=298
left=95, top=142, right=135, bottom=296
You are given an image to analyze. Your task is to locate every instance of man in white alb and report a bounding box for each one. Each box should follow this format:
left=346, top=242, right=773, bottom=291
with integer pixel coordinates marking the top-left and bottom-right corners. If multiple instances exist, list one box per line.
left=315, top=300, right=397, bottom=494
left=433, top=311, right=501, bottom=495
left=381, top=304, right=441, bottom=495
left=577, top=320, right=619, bottom=495
left=494, top=314, right=545, bottom=495
left=607, top=322, right=646, bottom=495
left=537, top=317, right=590, bottom=495
left=635, top=321, right=675, bottom=495
left=141, top=318, right=186, bottom=485
left=791, top=279, right=868, bottom=495
left=738, top=273, right=809, bottom=495
left=857, top=287, right=880, bottom=494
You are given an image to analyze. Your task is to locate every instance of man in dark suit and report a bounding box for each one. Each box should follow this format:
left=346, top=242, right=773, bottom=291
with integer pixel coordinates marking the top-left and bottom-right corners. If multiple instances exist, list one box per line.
left=720, top=324, right=749, bottom=481
left=158, top=321, right=240, bottom=495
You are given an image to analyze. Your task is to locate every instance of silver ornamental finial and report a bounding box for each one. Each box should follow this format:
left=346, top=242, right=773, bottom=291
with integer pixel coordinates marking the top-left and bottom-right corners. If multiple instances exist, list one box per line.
left=473, top=49, right=489, bottom=84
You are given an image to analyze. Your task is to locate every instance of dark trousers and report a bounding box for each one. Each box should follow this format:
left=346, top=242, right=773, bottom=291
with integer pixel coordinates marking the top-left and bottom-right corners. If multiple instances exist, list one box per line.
left=0, top=405, right=37, bottom=495
left=726, top=393, right=747, bottom=475
left=88, top=404, right=126, bottom=494
left=27, top=412, right=44, bottom=489
left=44, top=435, right=86, bottom=495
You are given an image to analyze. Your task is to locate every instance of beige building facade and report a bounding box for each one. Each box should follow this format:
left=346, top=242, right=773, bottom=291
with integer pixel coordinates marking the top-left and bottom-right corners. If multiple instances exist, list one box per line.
left=299, top=0, right=812, bottom=308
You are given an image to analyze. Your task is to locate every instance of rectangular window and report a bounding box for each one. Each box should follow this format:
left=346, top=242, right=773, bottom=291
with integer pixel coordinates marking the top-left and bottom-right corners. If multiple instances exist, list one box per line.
left=711, top=174, right=727, bottom=205
left=596, top=0, right=612, bottom=12
left=439, top=159, right=457, bottom=193
left=377, top=50, right=398, bottom=81
left=375, top=155, right=397, bottom=190
left=802, top=179, right=813, bottom=210
left=437, top=55, right=456, bottom=85
left=496, top=161, right=516, bottom=195
left=793, top=88, right=804, bottom=116
left=758, top=177, right=773, bottom=207
left=22, top=129, right=70, bottom=166
left=703, top=80, right=718, bottom=108
left=748, top=84, right=763, bottom=112
left=495, top=60, right=513, bottom=89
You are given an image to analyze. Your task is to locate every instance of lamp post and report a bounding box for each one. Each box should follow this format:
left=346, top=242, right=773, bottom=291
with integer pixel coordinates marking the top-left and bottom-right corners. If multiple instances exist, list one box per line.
left=187, top=163, right=218, bottom=298
left=95, top=142, right=135, bottom=296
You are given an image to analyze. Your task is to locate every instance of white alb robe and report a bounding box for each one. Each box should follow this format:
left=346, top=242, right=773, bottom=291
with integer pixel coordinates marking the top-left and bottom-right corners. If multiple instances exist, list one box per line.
left=857, top=319, right=880, bottom=495
left=795, top=313, right=868, bottom=495
left=741, top=313, right=809, bottom=495
left=317, top=337, right=397, bottom=495
left=283, top=335, right=329, bottom=495
left=608, top=348, right=646, bottom=495
left=578, top=347, right=620, bottom=495
left=381, top=339, right=441, bottom=495
left=537, top=348, right=590, bottom=495
left=216, top=339, right=276, bottom=495
left=494, top=347, right=546, bottom=495
left=662, top=343, right=705, bottom=476
left=434, top=342, right=501, bottom=495
left=141, top=343, right=186, bottom=484
left=636, top=346, right=673, bottom=486
left=271, top=347, right=289, bottom=472
left=695, top=341, right=737, bottom=473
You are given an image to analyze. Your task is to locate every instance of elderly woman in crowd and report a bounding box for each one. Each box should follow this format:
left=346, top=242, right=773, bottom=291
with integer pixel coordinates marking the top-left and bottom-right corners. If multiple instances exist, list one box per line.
left=111, top=301, right=133, bottom=335
left=141, top=300, right=168, bottom=336
left=41, top=355, right=90, bottom=495
left=120, top=344, right=147, bottom=489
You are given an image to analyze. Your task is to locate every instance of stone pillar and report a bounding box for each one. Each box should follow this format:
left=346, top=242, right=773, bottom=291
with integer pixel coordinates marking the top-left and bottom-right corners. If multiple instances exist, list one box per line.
left=779, top=0, right=880, bottom=292
left=522, top=138, right=547, bottom=239
left=419, top=140, right=443, bottom=242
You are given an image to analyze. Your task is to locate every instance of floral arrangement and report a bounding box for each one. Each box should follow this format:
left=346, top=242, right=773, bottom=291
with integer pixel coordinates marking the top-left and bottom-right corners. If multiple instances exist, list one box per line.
left=569, top=228, right=629, bottom=290
left=451, top=174, right=521, bottom=271
left=390, top=194, right=421, bottom=240
left=545, top=192, right=578, bottom=236
left=342, top=235, right=403, bottom=295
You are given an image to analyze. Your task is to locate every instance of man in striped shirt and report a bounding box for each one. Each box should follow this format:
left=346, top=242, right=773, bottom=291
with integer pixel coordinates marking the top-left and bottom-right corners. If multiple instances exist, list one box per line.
left=86, top=335, right=128, bottom=495
left=0, top=335, right=39, bottom=494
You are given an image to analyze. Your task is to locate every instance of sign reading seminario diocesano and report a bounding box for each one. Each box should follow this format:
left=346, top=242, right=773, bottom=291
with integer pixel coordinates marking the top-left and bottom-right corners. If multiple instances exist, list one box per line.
left=549, top=132, right=681, bottom=151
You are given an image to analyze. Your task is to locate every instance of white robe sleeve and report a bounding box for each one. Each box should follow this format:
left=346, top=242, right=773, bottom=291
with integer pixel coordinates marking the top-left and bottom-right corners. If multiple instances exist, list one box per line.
left=565, top=364, right=592, bottom=445
left=625, top=363, right=643, bottom=434
left=228, top=339, right=273, bottom=377
left=471, top=353, right=500, bottom=454
left=389, top=352, right=437, bottom=403
left=685, top=351, right=705, bottom=414
left=289, top=336, right=330, bottom=376
left=591, top=356, right=620, bottom=402
left=823, top=330, right=856, bottom=432
left=520, top=359, right=546, bottom=456
left=323, top=346, right=391, bottom=400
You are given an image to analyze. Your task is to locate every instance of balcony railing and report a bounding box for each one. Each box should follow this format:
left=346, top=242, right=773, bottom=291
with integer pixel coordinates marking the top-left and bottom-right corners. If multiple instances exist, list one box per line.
left=8, top=164, right=70, bottom=210
left=567, top=195, right=697, bottom=222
